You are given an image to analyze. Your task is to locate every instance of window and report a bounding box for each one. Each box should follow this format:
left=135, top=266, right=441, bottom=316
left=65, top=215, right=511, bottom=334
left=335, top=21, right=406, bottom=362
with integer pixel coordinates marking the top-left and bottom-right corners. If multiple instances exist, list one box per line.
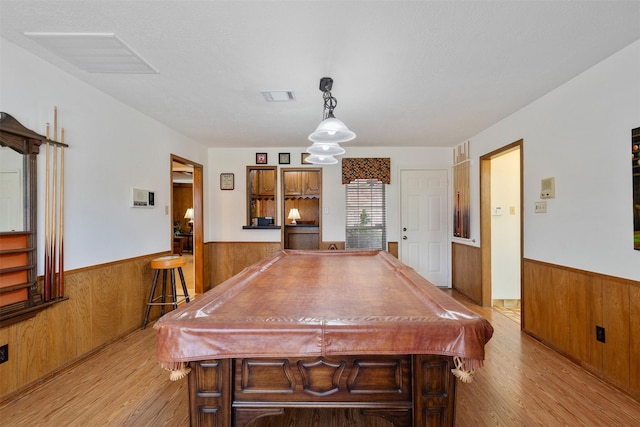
left=345, top=179, right=386, bottom=250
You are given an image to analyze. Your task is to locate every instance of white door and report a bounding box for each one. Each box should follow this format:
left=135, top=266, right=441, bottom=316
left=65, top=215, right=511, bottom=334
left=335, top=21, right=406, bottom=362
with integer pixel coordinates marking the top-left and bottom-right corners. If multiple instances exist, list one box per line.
left=400, top=169, right=449, bottom=287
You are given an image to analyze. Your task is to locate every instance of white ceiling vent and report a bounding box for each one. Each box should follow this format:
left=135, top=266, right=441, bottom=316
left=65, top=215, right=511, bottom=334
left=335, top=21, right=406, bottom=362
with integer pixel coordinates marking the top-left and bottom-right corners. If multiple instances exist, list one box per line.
left=24, top=32, right=158, bottom=74
left=261, top=91, right=295, bottom=102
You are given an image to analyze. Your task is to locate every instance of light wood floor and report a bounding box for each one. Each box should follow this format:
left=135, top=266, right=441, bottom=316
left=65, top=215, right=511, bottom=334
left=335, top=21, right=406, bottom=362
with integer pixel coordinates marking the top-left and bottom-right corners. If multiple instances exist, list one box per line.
left=181, top=253, right=195, bottom=297
left=1, top=290, right=639, bottom=426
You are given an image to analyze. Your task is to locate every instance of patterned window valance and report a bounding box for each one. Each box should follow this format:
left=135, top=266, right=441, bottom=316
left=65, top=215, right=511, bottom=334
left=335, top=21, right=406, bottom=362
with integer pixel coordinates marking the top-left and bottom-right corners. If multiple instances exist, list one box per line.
left=342, top=158, right=391, bottom=184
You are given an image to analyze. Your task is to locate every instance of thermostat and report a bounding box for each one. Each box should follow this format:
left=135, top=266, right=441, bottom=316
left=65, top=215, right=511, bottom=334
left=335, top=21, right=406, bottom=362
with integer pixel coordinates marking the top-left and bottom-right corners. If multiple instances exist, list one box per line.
left=131, top=188, right=155, bottom=207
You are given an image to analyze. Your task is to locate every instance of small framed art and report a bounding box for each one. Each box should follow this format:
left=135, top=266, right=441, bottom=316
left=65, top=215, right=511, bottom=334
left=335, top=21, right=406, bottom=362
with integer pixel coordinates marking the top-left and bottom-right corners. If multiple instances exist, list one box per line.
left=279, top=153, right=290, bottom=164
left=256, top=153, right=268, bottom=164
left=220, top=173, right=234, bottom=190
left=301, top=153, right=312, bottom=164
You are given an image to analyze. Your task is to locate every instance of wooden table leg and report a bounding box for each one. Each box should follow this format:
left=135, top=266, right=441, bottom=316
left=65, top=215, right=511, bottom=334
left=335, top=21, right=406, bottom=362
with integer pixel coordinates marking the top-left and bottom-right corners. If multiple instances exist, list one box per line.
left=189, top=359, right=232, bottom=427
left=412, top=355, right=457, bottom=427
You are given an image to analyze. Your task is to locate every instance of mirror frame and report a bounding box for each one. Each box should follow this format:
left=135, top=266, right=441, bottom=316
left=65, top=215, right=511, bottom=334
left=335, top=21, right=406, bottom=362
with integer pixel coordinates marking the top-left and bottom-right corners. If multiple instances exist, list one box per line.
left=0, top=113, right=41, bottom=232
left=0, top=113, right=52, bottom=325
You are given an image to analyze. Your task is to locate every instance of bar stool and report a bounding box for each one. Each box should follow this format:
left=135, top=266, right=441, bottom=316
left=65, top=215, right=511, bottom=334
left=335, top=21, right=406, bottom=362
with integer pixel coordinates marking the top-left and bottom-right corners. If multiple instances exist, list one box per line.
left=142, top=255, right=191, bottom=329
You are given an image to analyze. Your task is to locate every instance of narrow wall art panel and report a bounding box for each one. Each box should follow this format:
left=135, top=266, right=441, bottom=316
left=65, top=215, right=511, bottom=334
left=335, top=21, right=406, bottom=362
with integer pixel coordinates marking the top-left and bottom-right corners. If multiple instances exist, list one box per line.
left=633, top=127, right=640, bottom=250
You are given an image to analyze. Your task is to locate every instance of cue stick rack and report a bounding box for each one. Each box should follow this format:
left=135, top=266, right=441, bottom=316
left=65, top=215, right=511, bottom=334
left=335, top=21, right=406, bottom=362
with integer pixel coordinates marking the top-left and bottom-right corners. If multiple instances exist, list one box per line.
left=43, top=106, right=68, bottom=302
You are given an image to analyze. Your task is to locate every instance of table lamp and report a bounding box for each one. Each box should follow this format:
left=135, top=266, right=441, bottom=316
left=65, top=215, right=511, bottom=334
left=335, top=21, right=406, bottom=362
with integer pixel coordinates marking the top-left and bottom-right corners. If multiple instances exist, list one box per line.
left=184, top=208, right=194, bottom=232
left=287, top=208, right=301, bottom=225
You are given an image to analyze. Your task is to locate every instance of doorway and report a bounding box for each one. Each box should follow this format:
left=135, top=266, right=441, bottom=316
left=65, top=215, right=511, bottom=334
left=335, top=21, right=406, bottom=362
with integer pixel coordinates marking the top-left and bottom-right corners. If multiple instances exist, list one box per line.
left=399, top=169, right=449, bottom=287
left=171, top=155, right=204, bottom=295
left=480, top=141, right=523, bottom=324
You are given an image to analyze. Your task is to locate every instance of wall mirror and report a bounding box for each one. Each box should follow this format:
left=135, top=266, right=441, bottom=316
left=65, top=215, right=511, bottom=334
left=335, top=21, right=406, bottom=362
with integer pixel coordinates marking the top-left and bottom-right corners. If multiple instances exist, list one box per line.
left=0, top=146, right=26, bottom=232
left=246, top=166, right=278, bottom=228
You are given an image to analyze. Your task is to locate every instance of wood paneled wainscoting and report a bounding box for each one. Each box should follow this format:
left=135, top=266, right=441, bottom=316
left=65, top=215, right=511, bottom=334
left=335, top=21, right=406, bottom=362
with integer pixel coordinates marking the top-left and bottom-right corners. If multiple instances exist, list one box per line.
left=205, top=241, right=398, bottom=288
left=0, top=253, right=171, bottom=402
left=523, top=258, right=640, bottom=399
left=205, top=242, right=283, bottom=287
left=451, top=242, right=482, bottom=304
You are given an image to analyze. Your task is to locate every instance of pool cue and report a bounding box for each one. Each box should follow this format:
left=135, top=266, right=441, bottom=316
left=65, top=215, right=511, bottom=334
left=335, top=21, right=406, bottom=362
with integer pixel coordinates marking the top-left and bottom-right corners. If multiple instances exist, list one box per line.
left=58, top=129, right=65, bottom=298
left=44, top=124, right=51, bottom=301
left=51, top=108, right=58, bottom=299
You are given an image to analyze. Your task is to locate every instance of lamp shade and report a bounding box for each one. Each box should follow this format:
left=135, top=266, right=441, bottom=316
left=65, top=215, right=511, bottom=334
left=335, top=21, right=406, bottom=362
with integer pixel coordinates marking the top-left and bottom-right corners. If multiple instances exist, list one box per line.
left=306, top=142, right=346, bottom=156
left=287, top=208, right=301, bottom=224
left=305, top=154, right=338, bottom=165
left=308, top=117, right=356, bottom=143
left=184, top=208, right=194, bottom=223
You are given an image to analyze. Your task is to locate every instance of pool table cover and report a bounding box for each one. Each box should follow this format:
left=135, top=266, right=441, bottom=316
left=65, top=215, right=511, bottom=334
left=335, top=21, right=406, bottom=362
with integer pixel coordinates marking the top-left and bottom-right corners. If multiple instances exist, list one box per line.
left=154, top=250, right=493, bottom=373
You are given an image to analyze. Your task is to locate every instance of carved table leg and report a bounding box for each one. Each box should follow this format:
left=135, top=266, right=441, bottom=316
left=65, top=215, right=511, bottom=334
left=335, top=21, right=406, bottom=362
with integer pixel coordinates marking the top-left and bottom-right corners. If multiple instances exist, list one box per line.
left=188, top=359, right=232, bottom=427
left=412, top=355, right=456, bottom=427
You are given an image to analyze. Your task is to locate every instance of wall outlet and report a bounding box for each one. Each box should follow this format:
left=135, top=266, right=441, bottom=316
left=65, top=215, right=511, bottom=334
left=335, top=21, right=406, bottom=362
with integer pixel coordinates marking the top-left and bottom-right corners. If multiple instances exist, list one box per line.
left=535, top=201, right=547, bottom=213
left=596, top=325, right=606, bottom=343
left=0, top=344, right=7, bottom=364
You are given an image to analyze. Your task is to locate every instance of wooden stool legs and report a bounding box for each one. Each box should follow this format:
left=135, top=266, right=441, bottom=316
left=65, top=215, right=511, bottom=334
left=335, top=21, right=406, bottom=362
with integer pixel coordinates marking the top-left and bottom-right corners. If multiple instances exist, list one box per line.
left=142, top=256, right=191, bottom=329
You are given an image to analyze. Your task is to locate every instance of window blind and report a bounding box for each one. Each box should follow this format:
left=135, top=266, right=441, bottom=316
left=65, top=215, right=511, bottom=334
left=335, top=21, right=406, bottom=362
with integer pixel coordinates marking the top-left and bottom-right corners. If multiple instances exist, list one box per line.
left=345, top=179, right=386, bottom=250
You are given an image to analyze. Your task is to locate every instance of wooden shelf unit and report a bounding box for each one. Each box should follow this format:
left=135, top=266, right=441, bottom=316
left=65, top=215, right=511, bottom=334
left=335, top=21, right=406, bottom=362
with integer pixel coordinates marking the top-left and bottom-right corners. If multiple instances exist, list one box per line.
left=282, top=168, right=322, bottom=249
left=0, top=232, right=39, bottom=315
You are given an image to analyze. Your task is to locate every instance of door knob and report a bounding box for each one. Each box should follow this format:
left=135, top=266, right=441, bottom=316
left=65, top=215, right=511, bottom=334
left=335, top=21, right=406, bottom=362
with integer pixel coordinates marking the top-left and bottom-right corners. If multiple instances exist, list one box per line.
left=403, top=236, right=407, bottom=240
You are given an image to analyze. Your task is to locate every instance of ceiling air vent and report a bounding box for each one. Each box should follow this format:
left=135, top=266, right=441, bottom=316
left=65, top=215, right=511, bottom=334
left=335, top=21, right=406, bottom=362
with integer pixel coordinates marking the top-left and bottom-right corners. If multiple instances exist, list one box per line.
left=24, top=32, right=158, bottom=74
left=261, top=91, right=295, bottom=102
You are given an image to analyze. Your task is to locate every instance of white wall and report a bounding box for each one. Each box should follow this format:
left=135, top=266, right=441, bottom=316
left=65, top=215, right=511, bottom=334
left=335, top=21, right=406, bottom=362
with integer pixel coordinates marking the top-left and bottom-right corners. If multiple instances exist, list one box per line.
left=208, top=146, right=452, bottom=245
left=0, top=38, right=209, bottom=271
left=5, top=33, right=638, bottom=283
left=491, top=149, right=521, bottom=300
left=466, top=39, right=640, bottom=281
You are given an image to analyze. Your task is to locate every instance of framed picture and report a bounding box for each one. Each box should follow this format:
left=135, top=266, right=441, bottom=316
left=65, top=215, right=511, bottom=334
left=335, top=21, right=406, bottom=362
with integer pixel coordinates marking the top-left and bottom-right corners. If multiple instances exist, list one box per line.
left=256, top=153, right=268, bottom=164
left=301, top=153, right=312, bottom=164
left=279, top=152, right=290, bottom=164
left=220, top=173, right=234, bottom=190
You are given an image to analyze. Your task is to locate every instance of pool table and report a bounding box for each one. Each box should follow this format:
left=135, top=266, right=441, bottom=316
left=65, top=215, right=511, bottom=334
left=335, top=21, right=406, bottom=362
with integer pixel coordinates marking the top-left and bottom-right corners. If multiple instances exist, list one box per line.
left=154, top=250, right=493, bottom=427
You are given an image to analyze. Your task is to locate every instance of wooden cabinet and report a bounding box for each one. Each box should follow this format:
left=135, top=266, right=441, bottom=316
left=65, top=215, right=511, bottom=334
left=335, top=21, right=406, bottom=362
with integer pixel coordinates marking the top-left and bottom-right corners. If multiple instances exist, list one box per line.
left=247, top=166, right=277, bottom=226
left=251, top=168, right=276, bottom=196
left=284, top=225, right=320, bottom=250
left=282, top=168, right=322, bottom=249
left=283, top=171, right=319, bottom=197
left=283, top=171, right=302, bottom=196
left=303, top=171, right=320, bottom=196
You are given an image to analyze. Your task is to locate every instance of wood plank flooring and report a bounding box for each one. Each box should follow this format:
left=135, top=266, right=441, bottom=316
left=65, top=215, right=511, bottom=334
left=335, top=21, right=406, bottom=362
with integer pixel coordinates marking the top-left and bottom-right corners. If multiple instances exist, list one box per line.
left=1, top=290, right=639, bottom=426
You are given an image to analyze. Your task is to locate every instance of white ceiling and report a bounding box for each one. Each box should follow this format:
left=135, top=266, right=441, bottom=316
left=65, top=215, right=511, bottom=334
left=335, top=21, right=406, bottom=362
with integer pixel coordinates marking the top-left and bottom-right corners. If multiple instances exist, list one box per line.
left=1, top=1, right=639, bottom=149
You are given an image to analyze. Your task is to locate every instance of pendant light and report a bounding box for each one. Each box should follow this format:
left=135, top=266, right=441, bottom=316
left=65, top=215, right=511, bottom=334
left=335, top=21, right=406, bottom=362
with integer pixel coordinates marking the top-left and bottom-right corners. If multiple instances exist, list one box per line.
left=306, top=142, right=346, bottom=156
left=305, top=154, right=338, bottom=165
left=306, top=77, right=355, bottom=164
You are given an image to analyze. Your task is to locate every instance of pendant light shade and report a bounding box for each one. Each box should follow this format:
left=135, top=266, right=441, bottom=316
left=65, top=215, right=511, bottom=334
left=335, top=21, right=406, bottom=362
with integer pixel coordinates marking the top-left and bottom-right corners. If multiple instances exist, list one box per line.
left=305, top=154, right=338, bottom=165
left=306, top=141, right=346, bottom=156
left=305, top=77, right=355, bottom=164
left=308, top=116, right=356, bottom=144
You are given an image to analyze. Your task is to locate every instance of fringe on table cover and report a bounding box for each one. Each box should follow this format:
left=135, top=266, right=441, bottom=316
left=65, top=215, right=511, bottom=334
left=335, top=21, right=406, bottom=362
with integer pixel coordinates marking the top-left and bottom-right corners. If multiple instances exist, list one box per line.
left=161, top=357, right=483, bottom=383
left=451, top=356, right=483, bottom=383
left=161, top=362, right=191, bottom=381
